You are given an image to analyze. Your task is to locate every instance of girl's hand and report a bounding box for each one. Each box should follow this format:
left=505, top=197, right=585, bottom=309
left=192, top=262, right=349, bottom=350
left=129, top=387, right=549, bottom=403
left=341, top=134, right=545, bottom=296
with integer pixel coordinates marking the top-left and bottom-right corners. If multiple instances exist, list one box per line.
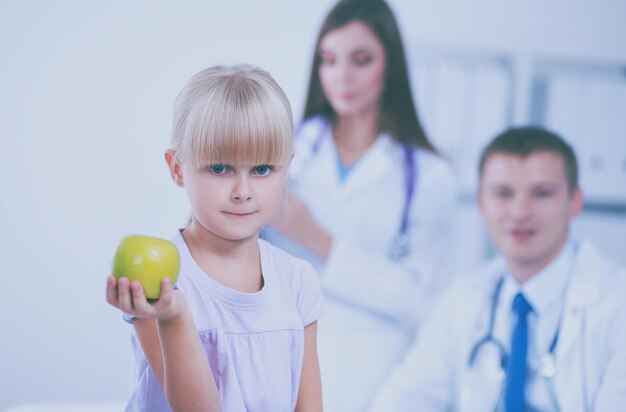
left=106, top=276, right=185, bottom=322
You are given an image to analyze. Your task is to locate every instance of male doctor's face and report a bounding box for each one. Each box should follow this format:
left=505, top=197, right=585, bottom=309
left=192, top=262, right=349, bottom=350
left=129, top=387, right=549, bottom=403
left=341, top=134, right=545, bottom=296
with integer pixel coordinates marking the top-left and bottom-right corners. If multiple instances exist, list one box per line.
left=478, top=151, right=583, bottom=279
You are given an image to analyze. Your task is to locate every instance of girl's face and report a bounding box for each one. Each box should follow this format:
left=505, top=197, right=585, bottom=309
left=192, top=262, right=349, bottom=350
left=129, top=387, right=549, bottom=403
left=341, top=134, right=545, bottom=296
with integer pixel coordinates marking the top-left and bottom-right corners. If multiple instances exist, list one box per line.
left=318, top=21, right=386, bottom=119
left=168, top=152, right=289, bottom=243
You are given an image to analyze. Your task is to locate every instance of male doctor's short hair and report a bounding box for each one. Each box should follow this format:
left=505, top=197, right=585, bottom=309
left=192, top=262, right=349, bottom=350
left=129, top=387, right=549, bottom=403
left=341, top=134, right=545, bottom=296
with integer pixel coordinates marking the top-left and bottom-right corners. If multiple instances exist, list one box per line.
left=478, top=126, right=579, bottom=193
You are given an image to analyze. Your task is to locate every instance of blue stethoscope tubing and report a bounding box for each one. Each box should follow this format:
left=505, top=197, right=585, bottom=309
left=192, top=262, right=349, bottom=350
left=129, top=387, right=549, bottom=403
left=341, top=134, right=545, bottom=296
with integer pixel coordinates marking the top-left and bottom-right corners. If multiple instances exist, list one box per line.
left=297, top=120, right=417, bottom=261
left=467, top=277, right=509, bottom=370
left=468, top=277, right=559, bottom=370
left=387, top=146, right=416, bottom=260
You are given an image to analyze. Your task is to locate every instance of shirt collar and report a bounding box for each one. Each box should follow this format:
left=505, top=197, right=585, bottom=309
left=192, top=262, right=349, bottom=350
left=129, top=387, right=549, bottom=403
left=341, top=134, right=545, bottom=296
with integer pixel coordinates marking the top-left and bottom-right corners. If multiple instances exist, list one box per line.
left=502, top=240, right=576, bottom=315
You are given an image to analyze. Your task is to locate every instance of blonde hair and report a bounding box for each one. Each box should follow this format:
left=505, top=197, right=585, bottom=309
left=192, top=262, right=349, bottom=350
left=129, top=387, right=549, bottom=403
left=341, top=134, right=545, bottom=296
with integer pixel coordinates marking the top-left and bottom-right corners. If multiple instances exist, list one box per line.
left=171, top=64, right=294, bottom=166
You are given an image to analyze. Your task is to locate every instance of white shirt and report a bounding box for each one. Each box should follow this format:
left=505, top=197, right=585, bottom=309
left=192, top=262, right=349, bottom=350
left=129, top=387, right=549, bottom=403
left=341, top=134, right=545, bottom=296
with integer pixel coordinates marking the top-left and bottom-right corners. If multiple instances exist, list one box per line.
left=125, top=233, right=324, bottom=412
left=494, top=241, right=576, bottom=411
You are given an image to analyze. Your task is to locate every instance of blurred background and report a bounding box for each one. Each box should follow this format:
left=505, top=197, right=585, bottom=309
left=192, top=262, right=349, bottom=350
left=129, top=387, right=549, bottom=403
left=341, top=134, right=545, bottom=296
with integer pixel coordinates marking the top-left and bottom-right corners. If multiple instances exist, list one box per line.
left=1, top=0, right=625, bottom=409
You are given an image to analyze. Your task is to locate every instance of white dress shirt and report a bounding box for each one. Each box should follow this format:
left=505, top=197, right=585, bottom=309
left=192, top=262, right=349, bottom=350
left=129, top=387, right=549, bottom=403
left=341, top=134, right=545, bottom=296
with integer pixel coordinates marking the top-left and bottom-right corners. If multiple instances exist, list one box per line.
left=494, top=241, right=576, bottom=411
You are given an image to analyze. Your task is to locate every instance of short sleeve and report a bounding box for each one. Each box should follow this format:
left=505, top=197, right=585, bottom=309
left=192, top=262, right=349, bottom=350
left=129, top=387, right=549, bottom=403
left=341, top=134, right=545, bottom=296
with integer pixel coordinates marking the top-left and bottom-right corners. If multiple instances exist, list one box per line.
left=122, top=312, right=136, bottom=324
left=296, top=261, right=324, bottom=327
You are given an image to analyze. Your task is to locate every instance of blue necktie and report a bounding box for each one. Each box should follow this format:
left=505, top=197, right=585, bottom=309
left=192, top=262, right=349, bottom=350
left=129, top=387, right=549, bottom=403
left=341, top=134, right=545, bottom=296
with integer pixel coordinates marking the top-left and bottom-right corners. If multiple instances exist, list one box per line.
left=505, top=293, right=532, bottom=412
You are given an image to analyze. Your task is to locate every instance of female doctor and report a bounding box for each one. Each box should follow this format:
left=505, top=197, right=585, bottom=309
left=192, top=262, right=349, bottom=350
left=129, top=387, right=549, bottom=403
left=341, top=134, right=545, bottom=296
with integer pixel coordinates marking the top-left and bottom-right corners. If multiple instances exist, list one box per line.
left=265, top=0, right=458, bottom=410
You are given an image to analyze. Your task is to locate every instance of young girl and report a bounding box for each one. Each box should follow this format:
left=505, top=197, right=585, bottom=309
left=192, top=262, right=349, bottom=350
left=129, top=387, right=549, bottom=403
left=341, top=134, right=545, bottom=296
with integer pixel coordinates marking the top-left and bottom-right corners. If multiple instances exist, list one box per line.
left=106, top=65, right=324, bottom=412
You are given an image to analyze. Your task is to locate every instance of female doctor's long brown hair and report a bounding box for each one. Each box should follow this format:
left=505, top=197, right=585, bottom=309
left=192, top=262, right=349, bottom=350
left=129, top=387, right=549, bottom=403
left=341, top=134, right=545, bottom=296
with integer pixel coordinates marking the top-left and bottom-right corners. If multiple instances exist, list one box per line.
left=303, top=0, right=437, bottom=153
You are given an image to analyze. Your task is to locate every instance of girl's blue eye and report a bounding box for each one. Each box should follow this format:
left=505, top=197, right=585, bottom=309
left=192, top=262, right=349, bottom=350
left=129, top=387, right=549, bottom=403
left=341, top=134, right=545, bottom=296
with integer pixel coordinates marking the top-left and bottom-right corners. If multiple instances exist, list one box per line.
left=208, top=164, right=229, bottom=174
left=252, top=165, right=273, bottom=176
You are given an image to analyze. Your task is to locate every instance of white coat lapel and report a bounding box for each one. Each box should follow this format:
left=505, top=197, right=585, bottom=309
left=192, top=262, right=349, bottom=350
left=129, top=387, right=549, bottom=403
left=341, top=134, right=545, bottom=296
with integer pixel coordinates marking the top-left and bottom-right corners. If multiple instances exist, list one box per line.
left=460, top=354, right=505, bottom=412
left=553, top=306, right=584, bottom=411
left=458, top=262, right=506, bottom=412
left=556, top=242, right=604, bottom=360
left=554, top=242, right=606, bottom=410
left=460, top=312, right=505, bottom=412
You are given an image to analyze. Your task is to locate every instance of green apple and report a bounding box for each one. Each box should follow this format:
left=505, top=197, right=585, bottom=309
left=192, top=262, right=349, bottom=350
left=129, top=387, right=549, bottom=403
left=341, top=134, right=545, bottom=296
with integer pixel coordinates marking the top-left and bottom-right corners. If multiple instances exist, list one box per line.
left=112, top=235, right=180, bottom=299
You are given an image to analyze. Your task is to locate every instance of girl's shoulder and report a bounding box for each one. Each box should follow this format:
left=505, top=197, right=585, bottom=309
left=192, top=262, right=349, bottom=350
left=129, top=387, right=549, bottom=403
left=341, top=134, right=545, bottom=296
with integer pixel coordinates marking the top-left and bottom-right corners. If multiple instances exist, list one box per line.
left=258, top=239, right=323, bottom=325
left=258, top=238, right=318, bottom=283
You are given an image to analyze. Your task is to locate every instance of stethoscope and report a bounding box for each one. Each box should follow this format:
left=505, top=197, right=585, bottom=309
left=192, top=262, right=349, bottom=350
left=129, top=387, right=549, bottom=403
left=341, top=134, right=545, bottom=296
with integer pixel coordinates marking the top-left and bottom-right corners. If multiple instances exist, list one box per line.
left=291, top=120, right=417, bottom=261
left=464, top=276, right=560, bottom=410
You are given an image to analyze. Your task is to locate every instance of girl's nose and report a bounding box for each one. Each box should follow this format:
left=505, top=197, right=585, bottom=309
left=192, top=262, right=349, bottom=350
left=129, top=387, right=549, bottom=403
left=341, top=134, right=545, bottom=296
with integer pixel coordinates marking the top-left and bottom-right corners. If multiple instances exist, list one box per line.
left=232, top=175, right=252, bottom=201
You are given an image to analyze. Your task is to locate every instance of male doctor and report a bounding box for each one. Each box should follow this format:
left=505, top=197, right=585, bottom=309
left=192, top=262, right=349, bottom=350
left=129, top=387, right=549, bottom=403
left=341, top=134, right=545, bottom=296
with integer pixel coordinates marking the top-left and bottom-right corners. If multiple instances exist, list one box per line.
left=371, top=126, right=626, bottom=411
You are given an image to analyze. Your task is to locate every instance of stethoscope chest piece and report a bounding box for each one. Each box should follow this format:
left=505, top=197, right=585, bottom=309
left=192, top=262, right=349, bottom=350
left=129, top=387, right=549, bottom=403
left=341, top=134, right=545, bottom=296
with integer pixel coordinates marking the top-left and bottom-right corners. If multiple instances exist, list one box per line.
left=535, top=354, right=557, bottom=378
left=388, top=232, right=410, bottom=261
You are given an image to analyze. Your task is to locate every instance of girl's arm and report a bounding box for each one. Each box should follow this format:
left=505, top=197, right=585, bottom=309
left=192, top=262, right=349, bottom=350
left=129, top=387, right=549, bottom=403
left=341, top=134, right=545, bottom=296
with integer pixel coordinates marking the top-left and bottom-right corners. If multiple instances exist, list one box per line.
left=106, top=276, right=221, bottom=412
left=295, top=322, right=323, bottom=412
left=157, top=307, right=220, bottom=411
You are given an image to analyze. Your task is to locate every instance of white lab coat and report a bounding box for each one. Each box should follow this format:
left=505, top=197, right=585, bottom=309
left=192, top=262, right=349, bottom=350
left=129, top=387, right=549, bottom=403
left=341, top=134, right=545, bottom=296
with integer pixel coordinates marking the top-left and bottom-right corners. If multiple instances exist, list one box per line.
left=371, top=240, right=626, bottom=412
left=265, top=117, right=458, bottom=411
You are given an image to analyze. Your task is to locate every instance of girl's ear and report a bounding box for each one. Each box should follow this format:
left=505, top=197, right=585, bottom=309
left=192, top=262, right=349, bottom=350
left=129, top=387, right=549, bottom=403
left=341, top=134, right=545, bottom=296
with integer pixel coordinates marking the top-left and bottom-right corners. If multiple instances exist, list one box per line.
left=165, top=150, right=184, bottom=187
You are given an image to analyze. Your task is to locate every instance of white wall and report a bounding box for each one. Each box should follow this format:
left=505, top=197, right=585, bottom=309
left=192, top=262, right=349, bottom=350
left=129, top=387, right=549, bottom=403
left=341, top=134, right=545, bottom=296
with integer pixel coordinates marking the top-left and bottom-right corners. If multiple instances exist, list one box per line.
left=1, top=1, right=624, bottom=409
